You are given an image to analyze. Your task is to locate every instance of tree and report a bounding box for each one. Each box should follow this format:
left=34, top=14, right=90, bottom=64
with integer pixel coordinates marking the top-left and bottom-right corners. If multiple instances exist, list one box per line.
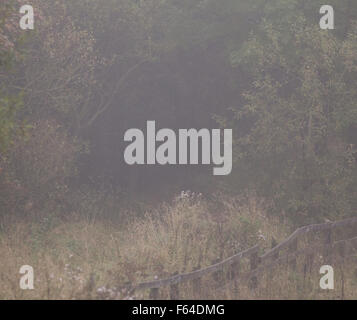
left=0, top=0, right=25, bottom=155
left=228, top=7, right=357, bottom=224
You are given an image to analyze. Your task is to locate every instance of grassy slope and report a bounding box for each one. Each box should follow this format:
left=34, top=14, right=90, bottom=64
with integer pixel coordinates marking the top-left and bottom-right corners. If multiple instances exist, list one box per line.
left=0, top=193, right=356, bottom=299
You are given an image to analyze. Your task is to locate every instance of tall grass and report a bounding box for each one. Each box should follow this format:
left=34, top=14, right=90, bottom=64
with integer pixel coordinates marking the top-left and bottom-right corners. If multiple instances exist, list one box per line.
left=0, top=192, right=355, bottom=299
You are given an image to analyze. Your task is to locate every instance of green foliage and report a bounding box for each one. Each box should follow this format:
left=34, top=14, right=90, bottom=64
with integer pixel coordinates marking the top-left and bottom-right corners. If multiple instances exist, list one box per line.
left=7, top=120, right=84, bottom=204
left=1, top=0, right=356, bottom=225
left=0, top=93, right=24, bottom=154
left=0, top=1, right=25, bottom=156
left=228, top=7, right=357, bottom=224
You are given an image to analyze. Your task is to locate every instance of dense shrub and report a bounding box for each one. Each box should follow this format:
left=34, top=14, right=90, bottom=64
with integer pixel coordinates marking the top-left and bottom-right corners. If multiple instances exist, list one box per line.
left=1, top=119, right=83, bottom=215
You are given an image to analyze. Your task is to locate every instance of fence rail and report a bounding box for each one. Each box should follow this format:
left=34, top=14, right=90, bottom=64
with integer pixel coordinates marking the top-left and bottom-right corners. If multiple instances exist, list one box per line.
left=135, top=245, right=259, bottom=291
left=129, top=216, right=357, bottom=298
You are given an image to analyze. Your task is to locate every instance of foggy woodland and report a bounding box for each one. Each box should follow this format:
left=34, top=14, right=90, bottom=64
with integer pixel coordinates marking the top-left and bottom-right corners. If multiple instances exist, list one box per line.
left=0, top=0, right=356, bottom=299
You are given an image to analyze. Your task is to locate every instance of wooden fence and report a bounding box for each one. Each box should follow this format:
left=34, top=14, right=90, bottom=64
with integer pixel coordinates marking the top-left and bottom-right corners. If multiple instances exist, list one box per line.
left=127, top=217, right=357, bottom=299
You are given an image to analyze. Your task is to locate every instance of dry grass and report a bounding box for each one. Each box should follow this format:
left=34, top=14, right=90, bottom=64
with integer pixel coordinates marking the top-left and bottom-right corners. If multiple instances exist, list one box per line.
left=0, top=192, right=355, bottom=300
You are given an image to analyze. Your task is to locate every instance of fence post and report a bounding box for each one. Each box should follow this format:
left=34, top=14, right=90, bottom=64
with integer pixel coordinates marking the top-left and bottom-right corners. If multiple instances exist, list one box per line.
left=302, top=231, right=315, bottom=291
left=149, top=287, right=159, bottom=300
left=324, top=228, right=333, bottom=264
left=303, top=252, right=313, bottom=284
left=228, top=260, right=237, bottom=279
left=307, top=232, right=315, bottom=272
left=169, top=273, right=180, bottom=300
left=230, top=259, right=240, bottom=294
left=192, top=266, right=202, bottom=299
left=212, top=258, right=223, bottom=284
left=271, top=237, right=279, bottom=260
left=249, top=250, right=260, bottom=290
left=265, top=238, right=279, bottom=294
left=338, top=241, right=346, bottom=300
left=289, top=238, right=298, bottom=271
